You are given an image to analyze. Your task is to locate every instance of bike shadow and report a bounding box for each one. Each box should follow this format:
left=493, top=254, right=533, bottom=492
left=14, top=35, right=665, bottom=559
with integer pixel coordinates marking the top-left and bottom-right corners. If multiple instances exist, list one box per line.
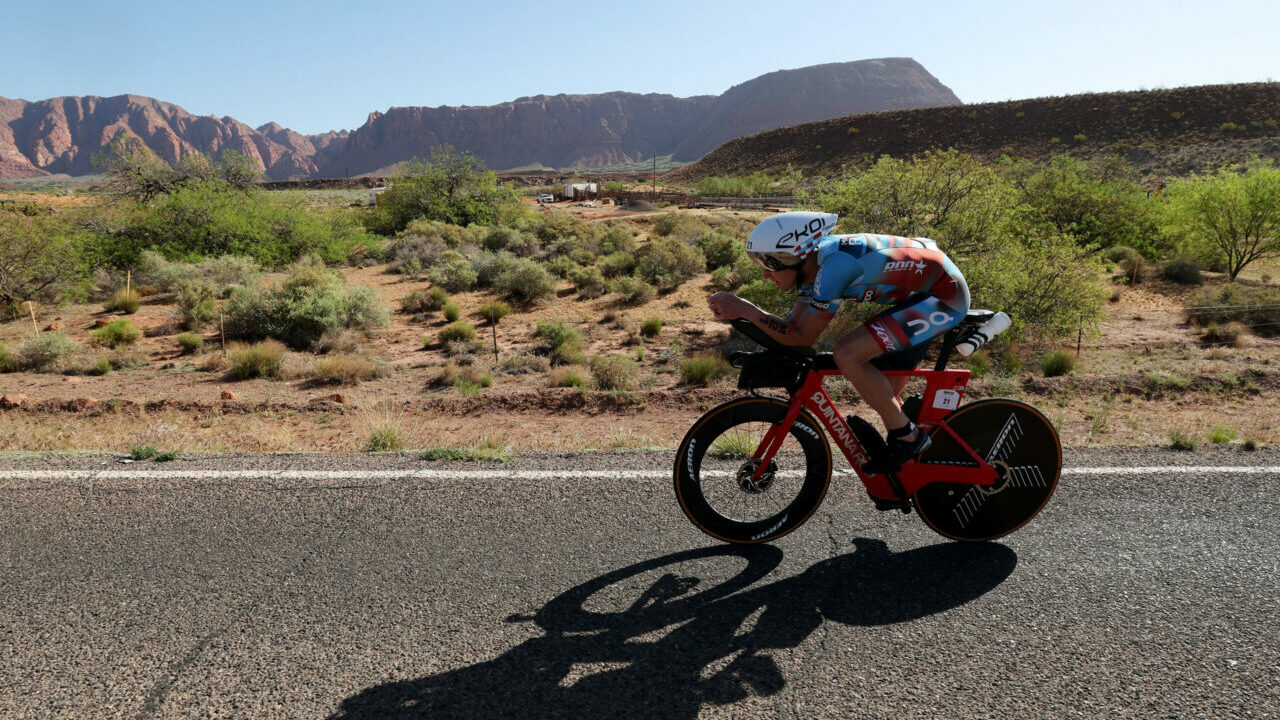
left=328, top=539, right=1016, bottom=720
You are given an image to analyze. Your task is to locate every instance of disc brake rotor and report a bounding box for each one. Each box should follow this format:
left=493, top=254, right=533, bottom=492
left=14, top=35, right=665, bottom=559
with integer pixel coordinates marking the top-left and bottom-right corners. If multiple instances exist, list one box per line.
left=735, top=459, right=778, bottom=493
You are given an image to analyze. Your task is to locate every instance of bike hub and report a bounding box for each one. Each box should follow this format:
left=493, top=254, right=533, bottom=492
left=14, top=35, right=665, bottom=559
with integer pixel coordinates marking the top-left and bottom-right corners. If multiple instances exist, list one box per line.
left=735, top=460, right=777, bottom=493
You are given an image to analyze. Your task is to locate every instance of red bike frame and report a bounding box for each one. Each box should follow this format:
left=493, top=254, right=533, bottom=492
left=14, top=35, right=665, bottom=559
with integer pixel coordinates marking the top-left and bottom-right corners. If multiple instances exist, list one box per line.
left=750, top=366, right=999, bottom=501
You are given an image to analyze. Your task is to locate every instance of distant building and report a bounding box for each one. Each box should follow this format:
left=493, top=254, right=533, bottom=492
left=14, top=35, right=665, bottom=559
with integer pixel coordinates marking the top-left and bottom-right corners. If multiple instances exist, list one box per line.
left=563, top=182, right=598, bottom=199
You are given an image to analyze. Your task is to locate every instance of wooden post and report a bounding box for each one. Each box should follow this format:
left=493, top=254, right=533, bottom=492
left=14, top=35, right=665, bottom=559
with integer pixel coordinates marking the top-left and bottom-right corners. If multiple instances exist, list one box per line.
left=126, top=269, right=131, bottom=296
left=492, top=323, right=498, bottom=362
left=220, top=312, right=226, bottom=351
left=27, top=301, right=38, bottom=336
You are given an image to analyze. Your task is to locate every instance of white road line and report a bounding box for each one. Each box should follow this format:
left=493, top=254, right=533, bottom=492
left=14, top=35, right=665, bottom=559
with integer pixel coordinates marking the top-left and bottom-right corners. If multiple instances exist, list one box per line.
left=0, top=466, right=1277, bottom=481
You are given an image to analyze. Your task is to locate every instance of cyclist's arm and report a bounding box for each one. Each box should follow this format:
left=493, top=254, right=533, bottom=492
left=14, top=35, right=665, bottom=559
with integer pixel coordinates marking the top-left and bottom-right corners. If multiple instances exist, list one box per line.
left=709, top=293, right=829, bottom=347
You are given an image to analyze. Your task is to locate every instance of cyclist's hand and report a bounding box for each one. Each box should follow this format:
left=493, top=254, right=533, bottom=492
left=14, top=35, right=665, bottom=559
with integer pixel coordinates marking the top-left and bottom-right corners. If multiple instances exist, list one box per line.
left=707, top=292, right=748, bottom=321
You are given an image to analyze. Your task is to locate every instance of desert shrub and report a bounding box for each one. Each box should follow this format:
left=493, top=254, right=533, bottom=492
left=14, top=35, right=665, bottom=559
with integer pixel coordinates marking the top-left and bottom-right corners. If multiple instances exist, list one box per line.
left=568, top=266, right=608, bottom=298
left=1209, top=426, right=1237, bottom=444
left=383, top=233, right=450, bottom=274
left=0, top=343, right=18, bottom=372
left=438, top=321, right=477, bottom=343
left=1015, top=155, right=1161, bottom=253
left=611, top=277, right=656, bottom=305
left=104, top=289, right=141, bottom=314
left=1169, top=430, right=1197, bottom=451
left=736, top=279, right=796, bottom=316
left=91, top=318, right=142, bottom=348
left=139, top=251, right=262, bottom=295
left=1186, top=284, right=1280, bottom=335
left=549, top=365, right=591, bottom=389
left=400, top=288, right=448, bottom=315
left=443, top=301, right=461, bottom=322
left=481, top=226, right=539, bottom=257
left=532, top=213, right=601, bottom=255
left=427, top=251, right=478, bottom=293
left=223, top=259, right=388, bottom=349
left=365, top=146, right=517, bottom=234
left=651, top=212, right=710, bottom=242
left=634, top=237, right=705, bottom=290
left=471, top=251, right=522, bottom=289
left=599, top=223, right=637, bottom=254
left=493, top=258, right=556, bottom=304
left=598, top=251, right=635, bottom=279
left=535, top=321, right=585, bottom=365
left=679, top=352, right=733, bottom=386
left=175, top=280, right=219, bottom=328
left=1201, top=321, right=1246, bottom=347
left=313, top=329, right=362, bottom=355
left=640, top=317, right=663, bottom=337
left=1160, top=255, right=1204, bottom=285
left=310, top=353, right=387, bottom=385
left=433, top=361, right=492, bottom=389
left=498, top=351, right=549, bottom=375
left=228, top=340, right=287, bottom=380
left=590, top=355, right=636, bottom=391
left=544, top=257, right=578, bottom=278
left=1040, top=350, right=1076, bottom=377
left=477, top=300, right=511, bottom=324
left=96, top=182, right=376, bottom=268
left=695, top=231, right=745, bottom=271
left=176, top=332, right=205, bottom=354
left=534, top=321, right=581, bottom=350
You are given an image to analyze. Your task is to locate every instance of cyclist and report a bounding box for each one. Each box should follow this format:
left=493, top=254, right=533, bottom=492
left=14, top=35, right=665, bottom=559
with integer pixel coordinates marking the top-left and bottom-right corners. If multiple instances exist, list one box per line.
left=707, top=211, right=970, bottom=473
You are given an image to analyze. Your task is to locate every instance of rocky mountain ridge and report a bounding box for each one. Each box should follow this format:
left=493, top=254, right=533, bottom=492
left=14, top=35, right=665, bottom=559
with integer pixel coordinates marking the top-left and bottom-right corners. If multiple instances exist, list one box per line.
left=0, top=58, right=958, bottom=180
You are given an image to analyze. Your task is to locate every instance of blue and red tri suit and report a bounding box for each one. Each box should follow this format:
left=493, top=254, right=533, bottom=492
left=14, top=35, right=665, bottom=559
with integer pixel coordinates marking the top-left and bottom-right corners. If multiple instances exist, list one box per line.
left=798, top=233, right=970, bottom=354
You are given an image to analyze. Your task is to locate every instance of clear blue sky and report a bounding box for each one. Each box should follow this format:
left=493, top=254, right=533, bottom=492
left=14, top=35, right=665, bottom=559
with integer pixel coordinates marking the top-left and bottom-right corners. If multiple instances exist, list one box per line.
left=5, top=0, right=1278, bottom=135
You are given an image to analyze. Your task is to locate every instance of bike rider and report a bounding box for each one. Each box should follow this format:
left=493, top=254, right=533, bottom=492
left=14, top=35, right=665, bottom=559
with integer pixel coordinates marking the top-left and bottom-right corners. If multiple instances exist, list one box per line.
left=707, top=211, right=970, bottom=473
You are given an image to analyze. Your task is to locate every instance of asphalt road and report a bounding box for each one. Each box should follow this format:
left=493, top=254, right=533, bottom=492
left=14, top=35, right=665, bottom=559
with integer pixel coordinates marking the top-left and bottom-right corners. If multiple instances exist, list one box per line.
left=1, top=448, right=1277, bottom=719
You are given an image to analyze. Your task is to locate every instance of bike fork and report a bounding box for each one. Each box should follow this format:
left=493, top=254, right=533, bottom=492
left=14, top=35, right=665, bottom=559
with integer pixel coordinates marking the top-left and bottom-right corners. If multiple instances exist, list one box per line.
left=750, top=396, right=808, bottom=481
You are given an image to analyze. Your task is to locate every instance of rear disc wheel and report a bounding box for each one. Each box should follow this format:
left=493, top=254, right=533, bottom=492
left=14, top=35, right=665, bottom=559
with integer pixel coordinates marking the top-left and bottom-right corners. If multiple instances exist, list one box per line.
left=913, top=398, right=1061, bottom=541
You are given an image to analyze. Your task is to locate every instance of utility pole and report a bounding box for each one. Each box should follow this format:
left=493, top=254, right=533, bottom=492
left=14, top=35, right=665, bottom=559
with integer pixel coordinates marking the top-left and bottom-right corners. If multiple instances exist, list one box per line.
left=652, top=153, right=657, bottom=201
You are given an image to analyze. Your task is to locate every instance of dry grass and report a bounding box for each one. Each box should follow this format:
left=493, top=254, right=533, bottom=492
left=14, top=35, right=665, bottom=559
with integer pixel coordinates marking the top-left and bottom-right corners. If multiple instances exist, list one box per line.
left=309, top=353, right=388, bottom=385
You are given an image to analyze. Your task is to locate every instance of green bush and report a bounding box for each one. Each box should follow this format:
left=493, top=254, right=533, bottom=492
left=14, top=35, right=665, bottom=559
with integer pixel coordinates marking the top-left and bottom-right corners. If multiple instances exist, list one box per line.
left=400, top=288, right=448, bottom=315
left=481, top=226, right=539, bottom=257
left=651, top=213, right=711, bottom=242
left=736, top=279, right=795, bottom=316
left=364, top=146, right=518, bottom=234
left=550, top=365, right=591, bottom=389
left=640, top=317, right=663, bottom=337
left=18, top=332, right=80, bottom=371
left=443, top=301, right=461, bottom=322
left=223, top=259, right=388, bottom=350
left=438, top=321, right=477, bottom=343
left=535, top=321, right=581, bottom=349
left=493, top=258, right=556, bottom=305
left=1161, top=255, right=1204, bottom=285
left=477, top=300, right=511, bottom=324
left=1186, top=284, right=1280, bottom=335
left=634, top=237, right=705, bottom=290
left=104, top=289, right=141, bottom=314
left=228, top=340, right=287, bottom=380
left=383, top=233, right=450, bottom=273
left=0, top=343, right=18, bottom=372
left=1208, top=426, right=1237, bottom=444
left=91, top=318, right=142, bottom=348
left=175, top=280, right=218, bottom=328
left=597, top=251, right=635, bottom=279
left=95, top=182, right=377, bottom=268
left=591, top=355, right=636, bottom=391
left=611, top=277, right=656, bottom=306
left=599, top=223, right=637, bottom=254
left=1169, top=430, right=1197, bottom=451
left=1040, top=350, right=1076, bottom=377
left=569, top=266, right=608, bottom=298
left=695, top=231, right=746, bottom=271
left=679, top=353, right=733, bottom=386
left=140, top=251, right=260, bottom=294
left=0, top=211, right=92, bottom=308
left=1200, top=321, right=1245, bottom=347
left=176, top=332, right=205, bottom=354
left=427, top=251, right=478, bottom=293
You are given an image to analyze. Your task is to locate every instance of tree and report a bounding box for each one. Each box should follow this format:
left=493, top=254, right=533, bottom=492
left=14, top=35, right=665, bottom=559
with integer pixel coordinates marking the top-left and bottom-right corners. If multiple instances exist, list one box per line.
left=1161, top=163, right=1280, bottom=280
left=367, top=145, right=518, bottom=234
left=817, top=149, right=1018, bottom=259
left=0, top=212, right=89, bottom=308
left=93, top=134, right=261, bottom=200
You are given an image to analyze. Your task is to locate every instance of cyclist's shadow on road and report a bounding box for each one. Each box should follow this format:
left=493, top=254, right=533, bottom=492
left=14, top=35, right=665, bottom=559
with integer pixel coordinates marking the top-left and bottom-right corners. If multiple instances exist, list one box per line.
left=329, top=538, right=1016, bottom=720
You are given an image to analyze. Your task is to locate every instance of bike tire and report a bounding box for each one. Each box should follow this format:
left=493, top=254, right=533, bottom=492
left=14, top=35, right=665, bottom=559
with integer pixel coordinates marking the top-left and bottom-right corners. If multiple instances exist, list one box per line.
left=913, top=398, right=1062, bottom=542
left=673, top=397, right=832, bottom=544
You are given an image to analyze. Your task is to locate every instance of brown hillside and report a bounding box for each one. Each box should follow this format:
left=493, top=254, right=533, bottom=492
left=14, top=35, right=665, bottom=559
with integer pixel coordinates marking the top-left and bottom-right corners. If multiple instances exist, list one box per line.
left=667, top=82, right=1280, bottom=183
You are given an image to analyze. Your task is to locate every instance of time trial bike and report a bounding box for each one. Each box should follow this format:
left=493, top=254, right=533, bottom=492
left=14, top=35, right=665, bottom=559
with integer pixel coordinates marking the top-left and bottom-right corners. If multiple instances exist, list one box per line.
left=672, top=311, right=1061, bottom=544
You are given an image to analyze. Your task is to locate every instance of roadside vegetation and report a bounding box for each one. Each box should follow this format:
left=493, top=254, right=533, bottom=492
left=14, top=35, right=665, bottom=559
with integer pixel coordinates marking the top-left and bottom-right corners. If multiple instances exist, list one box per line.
left=3, top=137, right=1280, bottom=450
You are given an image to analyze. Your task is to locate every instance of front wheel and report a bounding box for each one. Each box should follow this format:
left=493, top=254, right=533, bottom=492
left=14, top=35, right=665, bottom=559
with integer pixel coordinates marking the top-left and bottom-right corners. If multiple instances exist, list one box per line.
left=673, top=397, right=832, bottom=544
left=913, top=398, right=1062, bottom=542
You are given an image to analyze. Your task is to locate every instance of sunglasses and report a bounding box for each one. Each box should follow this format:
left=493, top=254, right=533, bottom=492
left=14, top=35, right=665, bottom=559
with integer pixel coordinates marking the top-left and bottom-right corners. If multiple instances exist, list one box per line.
left=751, top=255, right=793, bottom=272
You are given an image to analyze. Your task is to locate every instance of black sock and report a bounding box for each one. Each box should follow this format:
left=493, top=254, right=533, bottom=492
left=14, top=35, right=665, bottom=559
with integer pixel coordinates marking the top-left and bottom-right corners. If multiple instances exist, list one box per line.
left=886, top=422, right=914, bottom=441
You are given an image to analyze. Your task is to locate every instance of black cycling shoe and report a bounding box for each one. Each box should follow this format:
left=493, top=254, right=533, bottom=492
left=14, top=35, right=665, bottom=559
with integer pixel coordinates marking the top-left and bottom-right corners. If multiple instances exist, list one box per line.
left=862, top=425, right=932, bottom=475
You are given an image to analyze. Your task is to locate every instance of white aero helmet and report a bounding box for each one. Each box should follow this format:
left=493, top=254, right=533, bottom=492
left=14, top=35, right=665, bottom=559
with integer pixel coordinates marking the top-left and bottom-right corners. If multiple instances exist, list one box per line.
left=744, top=211, right=839, bottom=271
